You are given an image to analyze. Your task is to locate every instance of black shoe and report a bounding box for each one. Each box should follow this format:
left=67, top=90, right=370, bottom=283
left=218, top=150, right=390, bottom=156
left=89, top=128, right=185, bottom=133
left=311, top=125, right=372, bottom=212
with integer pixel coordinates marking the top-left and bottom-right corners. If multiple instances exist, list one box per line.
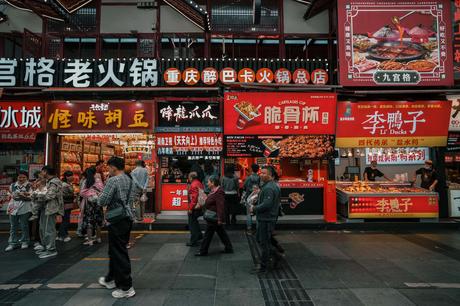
left=250, top=266, right=267, bottom=274
left=221, top=248, right=234, bottom=254
left=186, top=242, right=199, bottom=247
left=194, top=251, right=208, bottom=256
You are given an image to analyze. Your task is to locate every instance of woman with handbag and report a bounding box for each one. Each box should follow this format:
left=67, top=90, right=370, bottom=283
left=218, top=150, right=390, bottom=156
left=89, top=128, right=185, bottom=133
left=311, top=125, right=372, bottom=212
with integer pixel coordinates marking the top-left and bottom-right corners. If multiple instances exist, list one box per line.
left=57, top=171, right=75, bottom=242
left=80, top=167, right=104, bottom=246
left=195, top=175, right=233, bottom=256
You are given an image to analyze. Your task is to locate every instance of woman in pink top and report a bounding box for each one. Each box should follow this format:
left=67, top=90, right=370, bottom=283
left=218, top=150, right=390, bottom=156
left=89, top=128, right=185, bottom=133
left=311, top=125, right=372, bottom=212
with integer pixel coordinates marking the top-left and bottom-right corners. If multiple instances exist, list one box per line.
left=80, top=166, right=104, bottom=246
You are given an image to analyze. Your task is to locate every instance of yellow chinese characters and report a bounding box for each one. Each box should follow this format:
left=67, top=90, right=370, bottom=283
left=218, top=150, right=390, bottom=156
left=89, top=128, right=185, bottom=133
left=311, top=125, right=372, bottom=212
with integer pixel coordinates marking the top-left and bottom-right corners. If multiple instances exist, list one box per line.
left=48, top=109, right=72, bottom=129
left=376, top=198, right=413, bottom=213
left=128, top=110, right=149, bottom=128
left=78, top=110, right=98, bottom=129
left=105, top=109, right=122, bottom=128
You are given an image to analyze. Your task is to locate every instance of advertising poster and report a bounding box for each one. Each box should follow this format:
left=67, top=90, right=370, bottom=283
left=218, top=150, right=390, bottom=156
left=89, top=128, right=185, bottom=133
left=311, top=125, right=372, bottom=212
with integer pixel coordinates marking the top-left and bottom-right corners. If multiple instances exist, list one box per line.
left=224, top=92, right=336, bottom=135
left=336, top=101, right=451, bottom=147
left=448, top=95, right=460, bottom=130
left=338, top=0, right=453, bottom=86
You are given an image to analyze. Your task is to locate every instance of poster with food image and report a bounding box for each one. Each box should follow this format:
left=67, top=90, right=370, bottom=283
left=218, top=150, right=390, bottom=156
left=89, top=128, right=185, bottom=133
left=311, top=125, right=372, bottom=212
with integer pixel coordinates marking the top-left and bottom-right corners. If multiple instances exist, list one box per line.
left=224, top=92, right=336, bottom=135
left=225, top=135, right=335, bottom=158
left=338, top=0, right=453, bottom=86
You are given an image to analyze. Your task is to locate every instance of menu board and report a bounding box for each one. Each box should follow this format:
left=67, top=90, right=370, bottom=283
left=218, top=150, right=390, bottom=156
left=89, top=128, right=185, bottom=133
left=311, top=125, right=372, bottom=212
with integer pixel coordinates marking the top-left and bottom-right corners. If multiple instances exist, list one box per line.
left=337, top=0, right=453, bottom=87
left=224, top=135, right=335, bottom=159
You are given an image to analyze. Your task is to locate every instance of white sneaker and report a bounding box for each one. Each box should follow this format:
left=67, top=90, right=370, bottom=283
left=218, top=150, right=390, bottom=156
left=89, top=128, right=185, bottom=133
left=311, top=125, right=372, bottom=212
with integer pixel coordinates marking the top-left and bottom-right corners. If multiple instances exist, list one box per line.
left=21, top=243, right=29, bottom=249
left=56, top=237, right=63, bottom=241
left=38, top=251, right=57, bottom=259
left=34, top=244, right=44, bottom=251
left=33, top=242, right=41, bottom=247
left=63, top=237, right=72, bottom=243
left=112, top=287, right=136, bottom=299
left=98, top=277, right=116, bottom=290
left=5, top=245, right=14, bottom=252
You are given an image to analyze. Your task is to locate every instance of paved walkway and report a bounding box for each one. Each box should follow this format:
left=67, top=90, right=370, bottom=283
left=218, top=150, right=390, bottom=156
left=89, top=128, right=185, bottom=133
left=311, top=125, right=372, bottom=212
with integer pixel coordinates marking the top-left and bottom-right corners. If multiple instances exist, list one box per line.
left=0, top=229, right=460, bottom=305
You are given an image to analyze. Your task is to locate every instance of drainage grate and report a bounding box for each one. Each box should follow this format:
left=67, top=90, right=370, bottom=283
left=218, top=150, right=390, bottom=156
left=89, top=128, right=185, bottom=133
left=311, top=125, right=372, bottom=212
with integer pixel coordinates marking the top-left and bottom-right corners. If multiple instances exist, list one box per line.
left=246, top=233, right=314, bottom=306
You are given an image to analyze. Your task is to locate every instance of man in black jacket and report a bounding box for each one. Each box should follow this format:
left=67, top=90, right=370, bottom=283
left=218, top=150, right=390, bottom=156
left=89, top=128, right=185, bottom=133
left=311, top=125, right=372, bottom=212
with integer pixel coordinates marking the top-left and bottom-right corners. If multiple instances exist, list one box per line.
left=250, top=165, right=281, bottom=273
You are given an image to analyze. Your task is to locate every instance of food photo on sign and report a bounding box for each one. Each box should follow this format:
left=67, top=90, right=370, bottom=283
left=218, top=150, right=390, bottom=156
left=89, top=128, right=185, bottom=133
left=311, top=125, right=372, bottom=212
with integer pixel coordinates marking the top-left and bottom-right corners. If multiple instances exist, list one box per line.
left=338, top=0, right=453, bottom=86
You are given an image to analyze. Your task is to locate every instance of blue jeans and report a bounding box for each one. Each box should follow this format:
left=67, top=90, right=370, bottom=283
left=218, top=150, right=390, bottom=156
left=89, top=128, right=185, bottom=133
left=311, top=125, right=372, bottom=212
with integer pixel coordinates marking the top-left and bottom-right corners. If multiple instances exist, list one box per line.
left=8, top=213, right=31, bottom=246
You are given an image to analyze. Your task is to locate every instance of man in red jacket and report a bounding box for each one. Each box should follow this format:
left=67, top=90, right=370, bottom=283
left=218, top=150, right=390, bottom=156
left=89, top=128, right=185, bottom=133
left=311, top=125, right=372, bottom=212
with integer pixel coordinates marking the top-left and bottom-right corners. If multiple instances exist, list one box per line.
left=186, top=172, right=204, bottom=247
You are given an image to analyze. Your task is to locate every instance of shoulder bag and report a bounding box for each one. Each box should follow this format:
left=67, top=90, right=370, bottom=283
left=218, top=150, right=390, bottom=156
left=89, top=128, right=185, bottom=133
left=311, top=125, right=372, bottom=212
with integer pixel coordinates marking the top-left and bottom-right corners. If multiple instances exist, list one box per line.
left=106, top=177, right=133, bottom=224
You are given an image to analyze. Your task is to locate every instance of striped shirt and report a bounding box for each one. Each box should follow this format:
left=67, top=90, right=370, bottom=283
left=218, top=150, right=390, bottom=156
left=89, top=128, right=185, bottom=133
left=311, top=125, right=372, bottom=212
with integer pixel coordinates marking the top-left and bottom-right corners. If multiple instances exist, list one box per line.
left=98, top=173, right=135, bottom=220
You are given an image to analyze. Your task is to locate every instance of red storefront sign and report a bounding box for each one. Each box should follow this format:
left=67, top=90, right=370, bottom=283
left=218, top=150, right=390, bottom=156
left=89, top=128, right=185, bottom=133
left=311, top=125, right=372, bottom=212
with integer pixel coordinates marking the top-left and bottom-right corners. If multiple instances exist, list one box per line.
left=453, top=0, right=460, bottom=80
left=161, top=183, right=189, bottom=211
left=46, top=101, right=154, bottom=132
left=224, top=92, right=337, bottom=135
left=336, top=101, right=451, bottom=147
left=348, top=195, right=438, bottom=218
left=338, top=0, right=453, bottom=87
left=0, top=102, right=44, bottom=142
left=156, top=133, right=223, bottom=156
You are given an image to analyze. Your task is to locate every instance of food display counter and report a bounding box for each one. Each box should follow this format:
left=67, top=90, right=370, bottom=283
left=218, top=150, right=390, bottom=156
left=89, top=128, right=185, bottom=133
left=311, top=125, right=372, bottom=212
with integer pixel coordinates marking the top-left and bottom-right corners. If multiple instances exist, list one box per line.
left=336, top=181, right=438, bottom=219
left=279, top=178, right=324, bottom=215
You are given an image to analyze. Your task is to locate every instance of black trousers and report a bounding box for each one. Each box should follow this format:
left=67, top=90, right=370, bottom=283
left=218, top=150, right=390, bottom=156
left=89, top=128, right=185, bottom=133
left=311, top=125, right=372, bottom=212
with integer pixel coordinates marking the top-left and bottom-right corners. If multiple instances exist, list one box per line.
left=200, top=222, right=233, bottom=253
left=256, top=220, right=276, bottom=269
left=58, top=209, right=72, bottom=238
left=188, top=210, right=203, bottom=244
left=224, top=194, right=238, bottom=225
left=107, top=218, right=133, bottom=291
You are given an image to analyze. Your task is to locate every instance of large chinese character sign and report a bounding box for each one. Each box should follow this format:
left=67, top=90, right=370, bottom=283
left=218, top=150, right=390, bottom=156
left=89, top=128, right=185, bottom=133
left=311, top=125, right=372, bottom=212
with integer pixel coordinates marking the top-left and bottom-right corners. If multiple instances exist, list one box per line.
left=336, top=101, right=451, bottom=147
left=337, top=0, right=453, bottom=86
left=46, top=102, right=154, bottom=132
left=224, top=92, right=336, bottom=135
left=0, top=102, right=43, bottom=142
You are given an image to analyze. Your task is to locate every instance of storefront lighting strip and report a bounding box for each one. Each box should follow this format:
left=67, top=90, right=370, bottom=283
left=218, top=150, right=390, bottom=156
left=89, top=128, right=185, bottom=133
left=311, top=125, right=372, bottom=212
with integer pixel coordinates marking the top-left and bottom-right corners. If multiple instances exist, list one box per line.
left=57, top=133, right=144, bottom=136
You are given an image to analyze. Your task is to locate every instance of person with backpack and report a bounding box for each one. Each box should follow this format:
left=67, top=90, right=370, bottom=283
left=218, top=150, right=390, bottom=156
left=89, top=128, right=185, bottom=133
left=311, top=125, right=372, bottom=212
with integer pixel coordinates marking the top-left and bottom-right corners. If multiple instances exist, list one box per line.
left=195, top=175, right=233, bottom=256
left=243, top=164, right=260, bottom=233
left=186, top=171, right=204, bottom=247
left=97, top=157, right=136, bottom=299
left=222, top=165, right=240, bottom=225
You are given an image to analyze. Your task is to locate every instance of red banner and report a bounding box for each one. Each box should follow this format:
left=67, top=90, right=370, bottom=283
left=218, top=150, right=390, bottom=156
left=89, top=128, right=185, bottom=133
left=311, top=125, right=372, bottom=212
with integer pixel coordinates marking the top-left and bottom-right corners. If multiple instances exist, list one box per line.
left=349, top=195, right=438, bottom=218
left=336, top=101, right=451, bottom=147
left=161, top=183, right=189, bottom=211
left=156, top=133, right=223, bottom=156
left=338, top=0, right=453, bottom=87
left=224, top=92, right=336, bottom=135
left=46, top=101, right=154, bottom=132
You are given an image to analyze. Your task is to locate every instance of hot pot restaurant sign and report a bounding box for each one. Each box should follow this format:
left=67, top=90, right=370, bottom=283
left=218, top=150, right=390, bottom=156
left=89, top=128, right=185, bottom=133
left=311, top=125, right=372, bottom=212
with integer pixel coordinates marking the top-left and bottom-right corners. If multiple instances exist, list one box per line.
left=337, top=0, right=453, bottom=87
left=224, top=92, right=337, bottom=135
left=348, top=195, right=438, bottom=218
left=0, top=102, right=44, bottom=142
left=46, top=102, right=154, bottom=132
left=336, top=101, right=451, bottom=148
left=156, top=133, right=223, bottom=156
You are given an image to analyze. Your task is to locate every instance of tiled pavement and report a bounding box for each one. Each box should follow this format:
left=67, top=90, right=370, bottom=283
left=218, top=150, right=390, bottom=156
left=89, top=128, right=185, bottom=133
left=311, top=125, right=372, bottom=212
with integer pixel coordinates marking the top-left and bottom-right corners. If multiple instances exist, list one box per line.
left=0, top=229, right=460, bottom=305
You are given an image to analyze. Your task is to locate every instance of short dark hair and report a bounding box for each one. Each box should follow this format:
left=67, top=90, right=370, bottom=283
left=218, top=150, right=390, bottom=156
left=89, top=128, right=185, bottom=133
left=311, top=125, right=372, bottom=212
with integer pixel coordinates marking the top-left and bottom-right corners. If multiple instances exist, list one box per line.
left=208, top=175, right=220, bottom=187
left=18, top=170, right=28, bottom=177
left=251, top=164, right=259, bottom=173
left=63, top=171, right=73, bottom=179
left=189, top=171, right=198, bottom=180
left=262, top=165, right=279, bottom=181
left=136, top=160, right=146, bottom=167
left=96, top=160, right=104, bottom=166
left=42, top=166, right=56, bottom=176
left=107, top=156, right=125, bottom=170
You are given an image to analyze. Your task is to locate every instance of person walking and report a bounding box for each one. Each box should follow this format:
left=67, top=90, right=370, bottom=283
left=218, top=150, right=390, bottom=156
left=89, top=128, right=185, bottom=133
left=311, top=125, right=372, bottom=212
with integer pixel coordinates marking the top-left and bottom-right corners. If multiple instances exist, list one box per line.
left=222, top=165, right=239, bottom=225
left=243, top=164, right=260, bottom=233
left=195, top=175, right=233, bottom=256
left=250, top=166, right=281, bottom=273
left=5, top=171, right=32, bottom=252
left=131, top=160, right=149, bottom=221
left=80, top=167, right=104, bottom=246
left=57, top=171, right=75, bottom=242
left=186, top=172, right=204, bottom=247
left=97, top=157, right=136, bottom=299
left=34, top=166, right=64, bottom=259
left=30, top=171, right=46, bottom=248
